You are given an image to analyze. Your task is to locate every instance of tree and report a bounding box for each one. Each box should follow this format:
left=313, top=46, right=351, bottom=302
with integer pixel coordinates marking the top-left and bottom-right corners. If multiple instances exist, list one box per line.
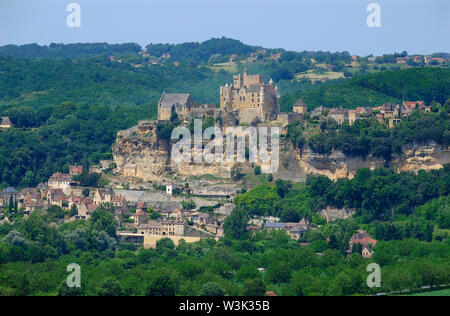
left=90, top=207, right=117, bottom=238
left=47, top=205, right=65, bottom=220
left=243, top=278, right=266, bottom=296
left=182, top=200, right=196, bottom=211
left=8, top=195, right=15, bottom=214
left=276, top=179, right=291, bottom=198
left=198, top=282, right=225, bottom=296
left=280, top=209, right=300, bottom=223
left=69, top=204, right=78, bottom=217
left=147, top=274, right=176, bottom=296
left=95, top=277, right=122, bottom=296
left=57, top=280, right=84, bottom=296
left=267, top=262, right=292, bottom=284
left=254, top=165, right=261, bottom=175
left=223, top=207, right=249, bottom=240
left=156, top=238, right=176, bottom=253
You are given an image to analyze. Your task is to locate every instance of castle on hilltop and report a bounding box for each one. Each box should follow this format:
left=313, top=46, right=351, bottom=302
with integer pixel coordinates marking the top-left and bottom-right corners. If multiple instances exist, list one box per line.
left=156, top=70, right=297, bottom=127
left=220, top=69, right=280, bottom=123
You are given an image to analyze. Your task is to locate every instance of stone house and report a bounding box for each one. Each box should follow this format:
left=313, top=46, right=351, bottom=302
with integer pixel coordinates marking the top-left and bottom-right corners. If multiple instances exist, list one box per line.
left=169, top=209, right=182, bottom=220
left=328, top=108, right=348, bottom=125
left=138, top=220, right=185, bottom=236
left=288, top=226, right=308, bottom=240
left=47, top=188, right=68, bottom=208
left=0, top=187, right=19, bottom=206
left=76, top=203, right=98, bottom=220
left=114, top=206, right=130, bottom=226
left=0, top=117, right=13, bottom=129
left=48, top=172, right=74, bottom=195
left=362, top=245, right=375, bottom=259
left=131, top=210, right=149, bottom=227
left=93, top=188, right=125, bottom=206
left=265, top=219, right=311, bottom=240
left=348, top=230, right=378, bottom=258
left=69, top=164, right=83, bottom=175
left=17, top=188, right=43, bottom=212
left=190, top=212, right=209, bottom=226
left=205, top=223, right=224, bottom=236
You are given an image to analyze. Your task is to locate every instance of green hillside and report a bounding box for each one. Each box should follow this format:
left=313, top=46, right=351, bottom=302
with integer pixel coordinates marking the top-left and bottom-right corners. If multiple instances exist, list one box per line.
left=280, top=68, right=450, bottom=111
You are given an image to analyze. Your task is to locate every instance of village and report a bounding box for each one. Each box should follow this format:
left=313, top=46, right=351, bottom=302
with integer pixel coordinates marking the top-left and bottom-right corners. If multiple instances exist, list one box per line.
left=0, top=70, right=433, bottom=258
left=0, top=168, right=378, bottom=258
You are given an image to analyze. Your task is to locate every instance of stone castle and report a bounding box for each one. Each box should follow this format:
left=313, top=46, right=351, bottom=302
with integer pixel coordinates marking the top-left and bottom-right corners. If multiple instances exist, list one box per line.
left=114, top=70, right=450, bottom=182
left=220, top=69, right=280, bottom=123
left=157, top=69, right=288, bottom=125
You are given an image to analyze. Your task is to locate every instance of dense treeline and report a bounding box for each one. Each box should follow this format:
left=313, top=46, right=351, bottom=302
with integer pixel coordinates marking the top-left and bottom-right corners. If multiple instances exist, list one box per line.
left=0, top=43, right=142, bottom=59
left=280, top=68, right=450, bottom=110
left=0, top=55, right=233, bottom=108
left=0, top=102, right=155, bottom=188
left=146, top=37, right=265, bottom=64
left=234, top=166, right=450, bottom=225
left=0, top=205, right=448, bottom=296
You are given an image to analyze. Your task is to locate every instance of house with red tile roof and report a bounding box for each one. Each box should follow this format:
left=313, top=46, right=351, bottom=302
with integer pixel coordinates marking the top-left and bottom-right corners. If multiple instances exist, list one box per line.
left=348, top=230, right=377, bottom=258
left=69, top=164, right=83, bottom=175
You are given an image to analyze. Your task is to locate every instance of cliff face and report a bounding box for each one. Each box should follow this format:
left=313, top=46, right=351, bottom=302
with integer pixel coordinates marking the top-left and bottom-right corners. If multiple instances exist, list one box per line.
left=112, top=123, right=239, bottom=181
left=297, top=142, right=450, bottom=180
left=112, top=124, right=170, bottom=181
left=113, top=123, right=450, bottom=182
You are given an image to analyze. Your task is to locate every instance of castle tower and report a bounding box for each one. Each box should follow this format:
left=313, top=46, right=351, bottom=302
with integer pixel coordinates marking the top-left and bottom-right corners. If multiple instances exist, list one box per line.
left=233, top=74, right=242, bottom=89
left=293, top=98, right=307, bottom=115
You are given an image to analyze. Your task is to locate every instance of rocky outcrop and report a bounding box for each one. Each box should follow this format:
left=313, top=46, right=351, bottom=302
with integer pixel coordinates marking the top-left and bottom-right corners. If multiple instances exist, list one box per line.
left=113, top=122, right=450, bottom=182
left=396, top=142, right=450, bottom=173
left=297, top=142, right=450, bottom=180
left=112, top=124, right=170, bottom=181
left=319, top=207, right=356, bottom=223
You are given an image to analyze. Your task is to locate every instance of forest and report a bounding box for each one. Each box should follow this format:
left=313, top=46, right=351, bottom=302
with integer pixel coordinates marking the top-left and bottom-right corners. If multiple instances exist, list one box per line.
left=0, top=40, right=449, bottom=296
left=0, top=167, right=449, bottom=296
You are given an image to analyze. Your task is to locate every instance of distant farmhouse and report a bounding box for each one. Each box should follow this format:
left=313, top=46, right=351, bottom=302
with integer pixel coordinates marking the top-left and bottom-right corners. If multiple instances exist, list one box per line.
left=0, top=117, right=13, bottom=129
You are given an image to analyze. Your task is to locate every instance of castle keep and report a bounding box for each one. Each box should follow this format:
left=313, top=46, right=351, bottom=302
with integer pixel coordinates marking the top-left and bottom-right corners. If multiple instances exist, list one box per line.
left=156, top=70, right=281, bottom=125
left=220, top=69, right=280, bottom=123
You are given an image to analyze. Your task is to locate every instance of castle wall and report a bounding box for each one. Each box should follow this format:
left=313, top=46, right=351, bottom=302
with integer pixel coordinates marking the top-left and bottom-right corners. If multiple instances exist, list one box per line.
left=158, top=108, right=172, bottom=121
left=293, top=105, right=307, bottom=115
left=144, top=235, right=202, bottom=249
left=239, top=107, right=262, bottom=123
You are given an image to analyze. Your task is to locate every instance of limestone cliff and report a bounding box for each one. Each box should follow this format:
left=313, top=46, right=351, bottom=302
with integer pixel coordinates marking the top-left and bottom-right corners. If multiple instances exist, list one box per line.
left=113, top=122, right=450, bottom=181
left=112, top=123, right=170, bottom=181
left=297, top=142, right=450, bottom=180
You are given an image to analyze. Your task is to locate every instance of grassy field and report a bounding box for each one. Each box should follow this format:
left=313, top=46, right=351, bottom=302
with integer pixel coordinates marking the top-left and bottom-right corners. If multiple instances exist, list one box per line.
left=295, top=69, right=344, bottom=82
left=407, top=288, right=450, bottom=296
left=209, top=62, right=238, bottom=73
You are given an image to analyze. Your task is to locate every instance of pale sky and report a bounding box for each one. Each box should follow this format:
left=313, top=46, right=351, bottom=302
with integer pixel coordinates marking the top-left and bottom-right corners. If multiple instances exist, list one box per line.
left=0, top=0, right=449, bottom=56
